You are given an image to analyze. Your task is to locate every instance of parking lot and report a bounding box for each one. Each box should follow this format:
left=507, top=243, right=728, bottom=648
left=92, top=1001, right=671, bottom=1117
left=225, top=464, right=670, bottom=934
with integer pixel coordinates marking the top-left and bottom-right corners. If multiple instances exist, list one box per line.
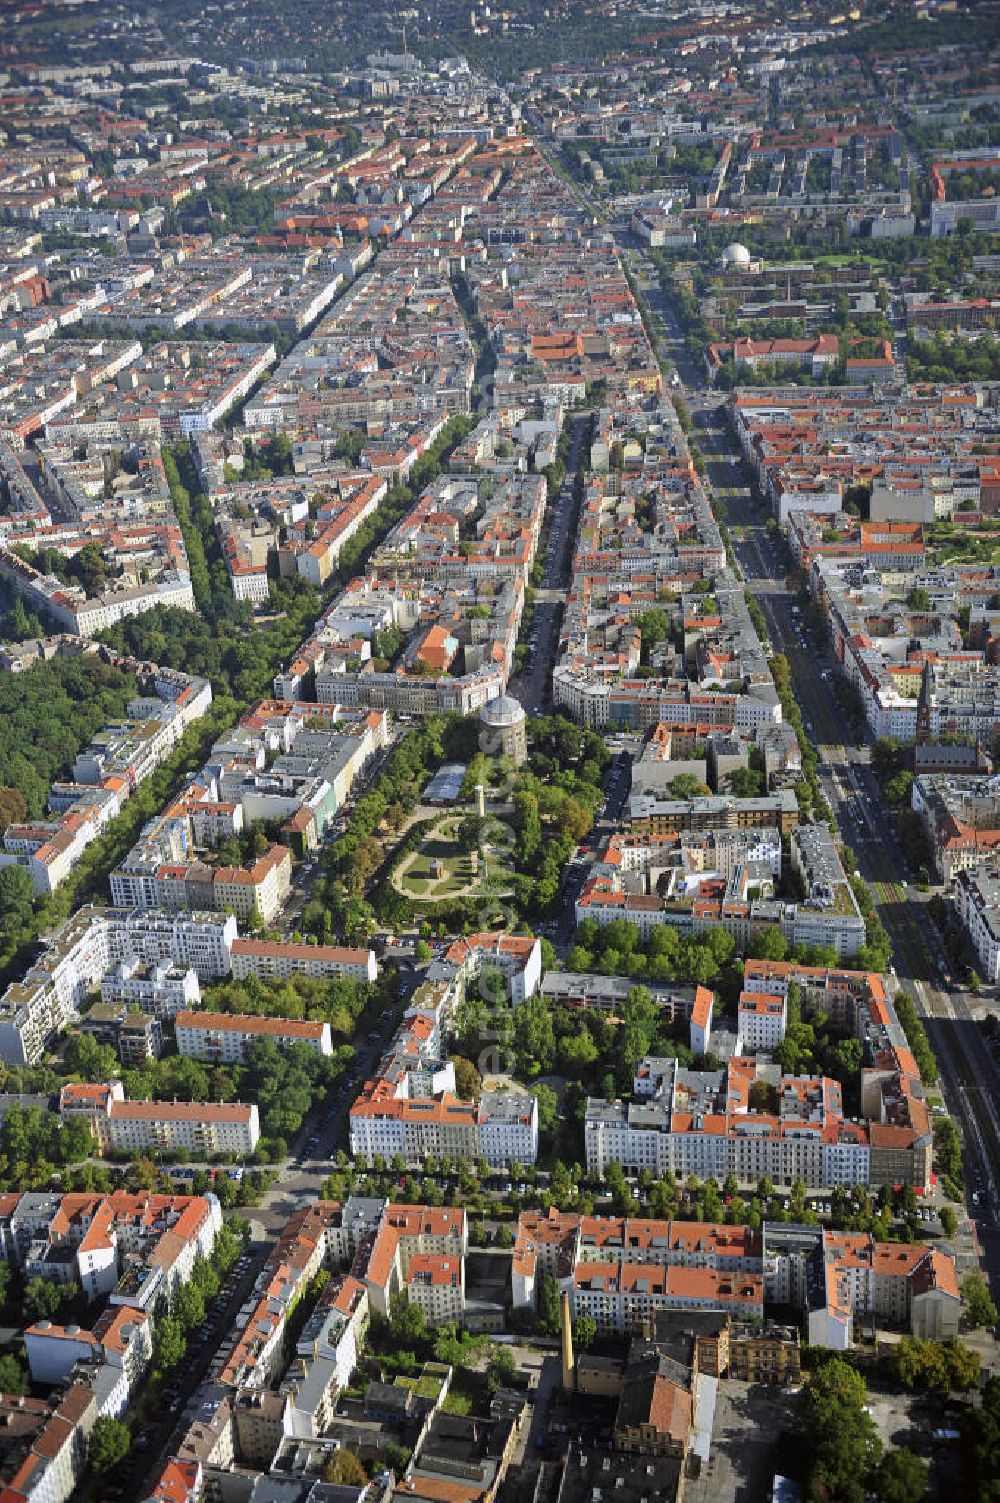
left=685, top=1381, right=799, bottom=1503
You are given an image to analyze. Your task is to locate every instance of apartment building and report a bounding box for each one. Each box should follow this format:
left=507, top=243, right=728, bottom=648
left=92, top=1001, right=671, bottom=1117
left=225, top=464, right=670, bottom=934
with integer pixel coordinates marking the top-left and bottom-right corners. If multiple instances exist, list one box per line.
left=230, top=938, right=377, bottom=985
left=737, top=993, right=787, bottom=1052
left=906, top=297, right=1000, bottom=332
left=0, top=1188, right=221, bottom=1306
left=174, top=1009, right=333, bottom=1062
left=955, top=867, right=1000, bottom=982
left=404, top=1254, right=466, bottom=1327
left=349, top=1000, right=539, bottom=1167
left=787, top=823, right=866, bottom=958
left=813, top=553, right=1000, bottom=743
left=60, top=1082, right=260, bottom=1158
left=628, top=790, right=799, bottom=838
left=359, top=1203, right=468, bottom=1319
left=82, top=1003, right=162, bottom=1065
left=0, top=1384, right=98, bottom=1503
left=572, top=1262, right=765, bottom=1333
left=0, top=904, right=237, bottom=1065
left=576, top=825, right=864, bottom=959
left=112, top=700, right=387, bottom=916
left=100, top=956, right=200, bottom=1019
left=511, top=1209, right=957, bottom=1347
left=763, top=1224, right=960, bottom=1348
left=912, top=774, right=1000, bottom=884
left=434, top=931, right=542, bottom=1007
left=213, top=1197, right=465, bottom=1399
left=584, top=1046, right=928, bottom=1193
left=0, top=336, right=142, bottom=448
left=211, top=844, right=293, bottom=924
left=289, top=1272, right=370, bottom=1419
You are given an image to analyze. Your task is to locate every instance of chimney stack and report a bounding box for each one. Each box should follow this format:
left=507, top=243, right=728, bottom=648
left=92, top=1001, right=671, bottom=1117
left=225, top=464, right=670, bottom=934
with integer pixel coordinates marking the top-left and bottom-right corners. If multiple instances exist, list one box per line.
left=560, top=1290, right=576, bottom=1392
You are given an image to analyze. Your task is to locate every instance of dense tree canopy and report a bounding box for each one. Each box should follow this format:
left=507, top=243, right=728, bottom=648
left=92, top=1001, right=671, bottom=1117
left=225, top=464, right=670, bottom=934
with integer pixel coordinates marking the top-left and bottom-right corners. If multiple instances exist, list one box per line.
left=88, top=1416, right=131, bottom=1474
left=798, top=1359, right=881, bottom=1503
left=0, top=657, right=137, bottom=820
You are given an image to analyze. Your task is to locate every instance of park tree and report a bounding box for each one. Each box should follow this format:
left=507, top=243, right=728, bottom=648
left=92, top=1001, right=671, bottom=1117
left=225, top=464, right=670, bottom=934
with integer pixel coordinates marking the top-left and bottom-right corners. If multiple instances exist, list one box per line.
left=0, top=1353, right=27, bottom=1394
left=531, top=1083, right=559, bottom=1134
left=389, top=1296, right=427, bottom=1346
left=798, top=1358, right=881, bottom=1503
left=513, top=790, right=542, bottom=863
left=0, top=866, right=34, bottom=926
left=486, top=1346, right=517, bottom=1394
left=153, top=1315, right=186, bottom=1373
left=870, top=1448, right=928, bottom=1503
left=557, top=796, right=592, bottom=844
left=572, top=1315, right=598, bottom=1350
left=324, top=1451, right=368, bottom=1486
left=450, top=1055, right=482, bottom=1100
left=0, top=787, right=28, bottom=833
left=89, top=1416, right=131, bottom=1473
left=345, top=836, right=382, bottom=894
left=962, top=1269, right=998, bottom=1330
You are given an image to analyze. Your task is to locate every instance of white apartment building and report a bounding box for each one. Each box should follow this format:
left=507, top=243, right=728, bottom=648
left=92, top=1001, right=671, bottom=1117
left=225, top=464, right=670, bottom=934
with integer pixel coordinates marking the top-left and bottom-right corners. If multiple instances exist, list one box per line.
left=0, top=906, right=237, bottom=1064
left=230, top=938, right=377, bottom=984
left=211, top=844, right=292, bottom=923
left=109, top=908, right=238, bottom=978
left=61, top=1083, right=260, bottom=1157
left=477, top=1089, right=539, bottom=1167
left=571, top=1261, right=764, bottom=1334
left=737, top=994, right=787, bottom=1052
left=349, top=975, right=539, bottom=1168
left=100, top=956, right=200, bottom=1018
left=955, top=868, right=1000, bottom=983
left=106, top=1099, right=260, bottom=1157
left=438, top=932, right=541, bottom=1008
left=404, top=1255, right=465, bottom=1327
left=174, top=1009, right=333, bottom=1062
left=584, top=1055, right=886, bottom=1192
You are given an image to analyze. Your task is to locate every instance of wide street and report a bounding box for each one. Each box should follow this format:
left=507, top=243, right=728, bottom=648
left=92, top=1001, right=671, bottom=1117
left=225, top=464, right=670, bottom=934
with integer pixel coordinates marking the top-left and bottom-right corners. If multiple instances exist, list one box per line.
left=613, top=236, right=1000, bottom=1297
left=508, top=409, right=590, bottom=716
left=694, top=389, right=1000, bottom=1292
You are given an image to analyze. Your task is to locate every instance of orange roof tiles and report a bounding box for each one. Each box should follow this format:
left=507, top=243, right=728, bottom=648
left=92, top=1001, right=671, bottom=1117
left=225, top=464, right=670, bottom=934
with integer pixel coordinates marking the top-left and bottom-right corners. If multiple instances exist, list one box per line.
left=146, top=1459, right=201, bottom=1503
left=110, top=1100, right=254, bottom=1124
left=174, top=1009, right=326, bottom=1041
left=643, top=1374, right=694, bottom=1444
